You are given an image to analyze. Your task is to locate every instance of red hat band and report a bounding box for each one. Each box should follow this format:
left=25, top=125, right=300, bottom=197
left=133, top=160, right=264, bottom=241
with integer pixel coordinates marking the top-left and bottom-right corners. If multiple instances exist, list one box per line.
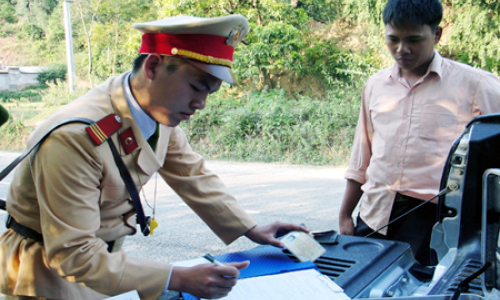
left=139, top=33, right=234, bottom=68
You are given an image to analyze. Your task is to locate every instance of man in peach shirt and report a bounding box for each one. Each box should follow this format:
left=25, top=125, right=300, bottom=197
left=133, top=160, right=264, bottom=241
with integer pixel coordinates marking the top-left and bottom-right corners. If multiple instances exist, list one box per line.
left=339, top=0, right=500, bottom=266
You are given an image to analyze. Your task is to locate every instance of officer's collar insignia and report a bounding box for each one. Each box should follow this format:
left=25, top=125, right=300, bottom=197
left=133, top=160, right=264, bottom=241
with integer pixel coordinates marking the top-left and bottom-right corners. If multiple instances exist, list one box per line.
left=226, top=26, right=243, bottom=47
left=119, top=127, right=139, bottom=154
left=86, top=114, right=122, bottom=145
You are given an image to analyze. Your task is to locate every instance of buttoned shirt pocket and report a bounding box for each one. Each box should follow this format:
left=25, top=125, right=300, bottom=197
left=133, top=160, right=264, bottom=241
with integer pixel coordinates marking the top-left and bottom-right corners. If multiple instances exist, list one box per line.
left=98, top=185, right=136, bottom=241
left=418, top=102, right=459, bottom=140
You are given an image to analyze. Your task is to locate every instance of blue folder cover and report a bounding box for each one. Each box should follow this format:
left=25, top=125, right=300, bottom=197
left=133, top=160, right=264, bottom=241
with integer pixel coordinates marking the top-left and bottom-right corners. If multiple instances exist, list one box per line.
left=181, top=246, right=316, bottom=300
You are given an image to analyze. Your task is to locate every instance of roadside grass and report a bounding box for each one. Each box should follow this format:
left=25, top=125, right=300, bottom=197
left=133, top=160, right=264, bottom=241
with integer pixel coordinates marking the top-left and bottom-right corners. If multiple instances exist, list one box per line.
left=183, top=83, right=362, bottom=166
left=0, top=82, right=362, bottom=167
left=0, top=83, right=88, bottom=150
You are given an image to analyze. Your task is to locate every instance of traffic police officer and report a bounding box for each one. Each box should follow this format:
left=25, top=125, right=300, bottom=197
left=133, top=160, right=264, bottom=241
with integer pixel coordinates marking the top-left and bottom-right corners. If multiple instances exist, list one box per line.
left=0, top=15, right=306, bottom=300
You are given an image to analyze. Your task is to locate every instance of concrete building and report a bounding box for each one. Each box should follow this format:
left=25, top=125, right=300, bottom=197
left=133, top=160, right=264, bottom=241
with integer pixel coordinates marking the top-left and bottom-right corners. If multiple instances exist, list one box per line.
left=0, top=66, right=47, bottom=91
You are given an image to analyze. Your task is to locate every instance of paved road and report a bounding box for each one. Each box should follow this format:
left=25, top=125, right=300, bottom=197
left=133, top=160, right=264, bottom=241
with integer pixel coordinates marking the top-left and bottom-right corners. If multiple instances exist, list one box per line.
left=0, top=151, right=348, bottom=263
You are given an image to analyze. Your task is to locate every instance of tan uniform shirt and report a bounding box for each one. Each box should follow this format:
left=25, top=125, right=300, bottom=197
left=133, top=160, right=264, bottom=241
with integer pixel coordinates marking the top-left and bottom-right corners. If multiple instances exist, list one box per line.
left=0, top=72, right=256, bottom=300
left=345, top=51, right=500, bottom=234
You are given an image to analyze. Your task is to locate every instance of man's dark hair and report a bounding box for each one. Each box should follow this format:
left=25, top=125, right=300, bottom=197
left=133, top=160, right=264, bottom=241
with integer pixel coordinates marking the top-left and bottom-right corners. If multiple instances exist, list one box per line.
left=132, top=54, right=148, bottom=74
left=382, top=0, right=443, bottom=32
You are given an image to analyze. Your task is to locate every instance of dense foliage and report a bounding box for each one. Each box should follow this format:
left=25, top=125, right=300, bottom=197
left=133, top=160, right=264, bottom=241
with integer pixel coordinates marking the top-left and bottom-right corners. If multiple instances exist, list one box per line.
left=0, top=0, right=499, bottom=165
left=183, top=84, right=361, bottom=165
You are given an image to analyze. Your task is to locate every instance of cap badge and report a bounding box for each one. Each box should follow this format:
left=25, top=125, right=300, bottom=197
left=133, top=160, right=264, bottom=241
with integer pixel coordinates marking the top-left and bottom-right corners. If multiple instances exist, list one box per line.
left=226, top=26, right=243, bottom=47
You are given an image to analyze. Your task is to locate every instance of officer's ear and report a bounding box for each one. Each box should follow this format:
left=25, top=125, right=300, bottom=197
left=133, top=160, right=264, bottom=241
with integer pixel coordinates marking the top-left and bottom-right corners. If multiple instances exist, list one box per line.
left=143, top=54, right=163, bottom=80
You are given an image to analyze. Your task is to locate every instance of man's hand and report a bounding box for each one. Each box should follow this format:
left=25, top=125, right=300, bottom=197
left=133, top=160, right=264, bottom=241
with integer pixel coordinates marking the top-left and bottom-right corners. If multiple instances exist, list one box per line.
left=339, top=215, right=355, bottom=235
left=170, top=261, right=249, bottom=299
left=244, top=222, right=309, bottom=248
left=338, top=179, right=363, bottom=236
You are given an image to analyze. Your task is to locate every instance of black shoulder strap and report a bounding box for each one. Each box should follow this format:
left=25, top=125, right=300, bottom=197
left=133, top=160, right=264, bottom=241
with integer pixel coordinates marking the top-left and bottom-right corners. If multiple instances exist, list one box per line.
left=107, top=140, right=150, bottom=236
left=0, top=118, right=94, bottom=182
left=0, top=117, right=150, bottom=236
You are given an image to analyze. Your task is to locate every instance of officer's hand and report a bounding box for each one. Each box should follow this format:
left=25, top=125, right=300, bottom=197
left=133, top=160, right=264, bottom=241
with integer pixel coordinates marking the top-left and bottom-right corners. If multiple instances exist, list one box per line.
left=339, top=215, right=355, bottom=235
left=170, top=261, right=249, bottom=299
left=244, top=222, right=309, bottom=248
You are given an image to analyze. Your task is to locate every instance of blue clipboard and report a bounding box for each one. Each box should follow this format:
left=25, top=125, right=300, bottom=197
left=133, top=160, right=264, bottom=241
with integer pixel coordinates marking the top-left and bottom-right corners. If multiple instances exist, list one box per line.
left=181, top=246, right=317, bottom=300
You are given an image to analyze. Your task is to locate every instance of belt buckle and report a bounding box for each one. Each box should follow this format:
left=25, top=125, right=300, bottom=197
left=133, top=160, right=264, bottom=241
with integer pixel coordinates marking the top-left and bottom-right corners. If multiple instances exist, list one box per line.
left=395, top=193, right=410, bottom=203
left=5, top=214, right=12, bottom=228
left=110, top=236, right=125, bottom=253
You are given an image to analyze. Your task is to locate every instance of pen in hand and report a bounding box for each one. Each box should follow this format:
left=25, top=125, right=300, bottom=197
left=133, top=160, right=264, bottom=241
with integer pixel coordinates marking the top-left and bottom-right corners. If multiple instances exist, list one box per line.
left=203, top=253, right=225, bottom=267
left=203, top=253, right=242, bottom=279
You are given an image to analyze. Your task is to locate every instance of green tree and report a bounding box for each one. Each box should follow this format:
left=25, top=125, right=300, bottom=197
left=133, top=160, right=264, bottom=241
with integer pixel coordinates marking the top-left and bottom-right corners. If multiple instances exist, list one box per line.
left=0, top=0, right=18, bottom=24
left=441, top=0, right=500, bottom=75
left=153, top=0, right=365, bottom=93
left=90, top=0, right=155, bottom=79
left=30, top=0, right=58, bottom=30
left=13, top=0, right=58, bottom=36
left=2, top=0, right=498, bottom=95
left=74, top=0, right=104, bottom=87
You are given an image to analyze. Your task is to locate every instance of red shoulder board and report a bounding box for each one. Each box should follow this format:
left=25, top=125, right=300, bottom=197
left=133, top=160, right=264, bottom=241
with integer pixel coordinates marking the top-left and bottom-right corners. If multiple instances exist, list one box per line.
left=86, top=114, right=122, bottom=145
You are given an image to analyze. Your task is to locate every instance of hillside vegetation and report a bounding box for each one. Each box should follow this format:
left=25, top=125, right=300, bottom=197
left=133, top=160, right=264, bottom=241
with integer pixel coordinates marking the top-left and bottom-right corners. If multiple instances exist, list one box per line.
left=0, top=0, right=499, bottom=166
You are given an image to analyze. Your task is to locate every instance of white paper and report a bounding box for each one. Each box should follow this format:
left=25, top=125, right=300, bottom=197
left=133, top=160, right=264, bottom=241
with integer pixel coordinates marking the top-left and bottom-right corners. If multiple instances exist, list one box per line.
left=212, top=269, right=350, bottom=300
left=172, top=257, right=211, bottom=267
left=104, top=290, right=141, bottom=300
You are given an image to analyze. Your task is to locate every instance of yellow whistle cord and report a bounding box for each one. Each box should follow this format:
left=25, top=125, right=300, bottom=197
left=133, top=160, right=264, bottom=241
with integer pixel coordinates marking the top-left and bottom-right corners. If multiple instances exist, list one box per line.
left=133, top=152, right=159, bottom=235
left=150, top=172, right=158, bottom=235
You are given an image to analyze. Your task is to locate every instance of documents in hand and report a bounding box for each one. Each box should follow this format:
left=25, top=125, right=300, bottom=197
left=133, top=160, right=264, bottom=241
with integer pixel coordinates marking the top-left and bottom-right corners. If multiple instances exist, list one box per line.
left=214, top=269, right=350, bottom=300
left=281, top=230, right=326, bottom=262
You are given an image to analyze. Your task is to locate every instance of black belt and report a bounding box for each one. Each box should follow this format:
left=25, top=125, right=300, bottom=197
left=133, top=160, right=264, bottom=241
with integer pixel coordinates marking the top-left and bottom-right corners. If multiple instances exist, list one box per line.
left=6, top=214, right=116, bottom=252
left=6, top=214, right=43, bottom=244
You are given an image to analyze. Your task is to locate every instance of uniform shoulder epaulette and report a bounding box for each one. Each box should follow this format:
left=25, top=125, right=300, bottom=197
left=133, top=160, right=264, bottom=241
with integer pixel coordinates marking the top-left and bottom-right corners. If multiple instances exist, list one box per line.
left=85, top=114, right=122, bottom=145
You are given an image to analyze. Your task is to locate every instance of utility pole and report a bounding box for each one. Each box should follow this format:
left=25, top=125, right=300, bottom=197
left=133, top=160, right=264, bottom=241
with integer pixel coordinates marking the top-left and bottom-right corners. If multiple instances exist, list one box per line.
left=63, top=0, right=77, bottom=93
